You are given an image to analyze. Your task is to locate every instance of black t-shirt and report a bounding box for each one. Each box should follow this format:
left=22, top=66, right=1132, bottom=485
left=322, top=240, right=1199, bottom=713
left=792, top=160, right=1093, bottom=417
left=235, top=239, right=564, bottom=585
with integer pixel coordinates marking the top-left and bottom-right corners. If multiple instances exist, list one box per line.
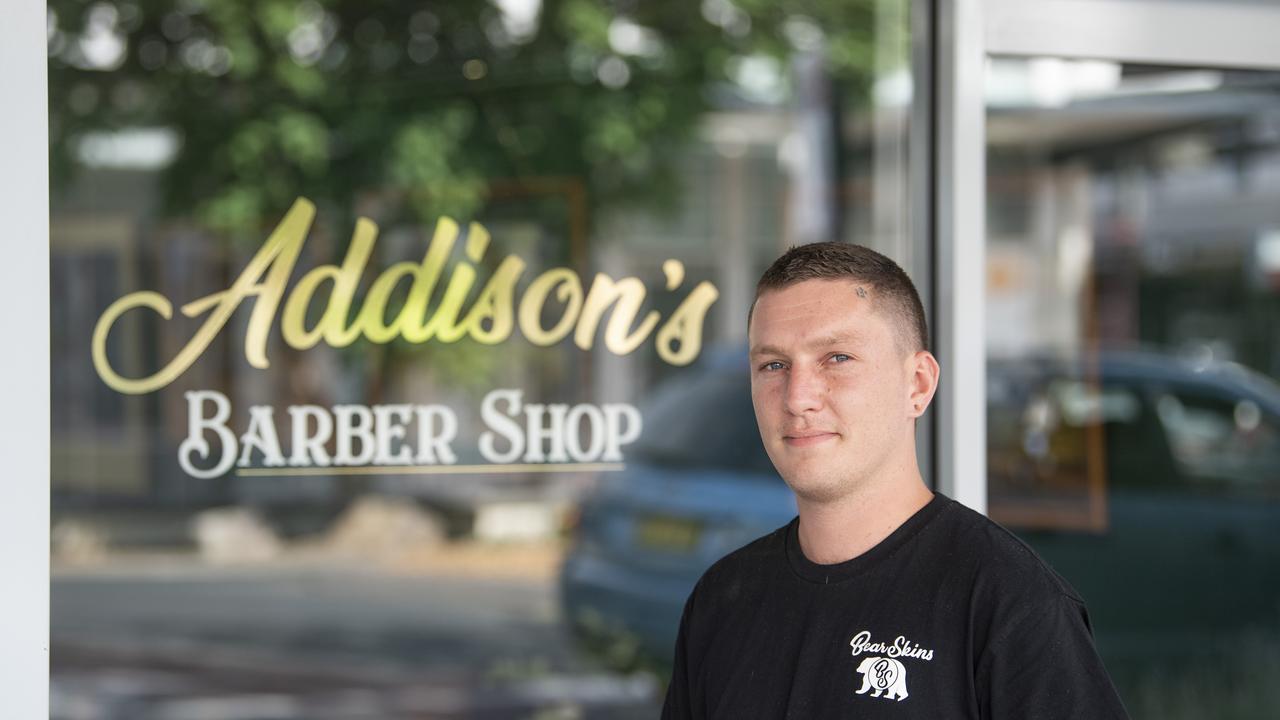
left=662, top=493, right=1129, bottom=719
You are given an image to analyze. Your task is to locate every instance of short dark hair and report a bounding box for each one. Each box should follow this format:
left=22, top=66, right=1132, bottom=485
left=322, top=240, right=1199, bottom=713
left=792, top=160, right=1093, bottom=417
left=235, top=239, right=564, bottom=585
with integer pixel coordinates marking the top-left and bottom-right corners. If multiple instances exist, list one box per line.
left=750, top=242, right=929, bottom=354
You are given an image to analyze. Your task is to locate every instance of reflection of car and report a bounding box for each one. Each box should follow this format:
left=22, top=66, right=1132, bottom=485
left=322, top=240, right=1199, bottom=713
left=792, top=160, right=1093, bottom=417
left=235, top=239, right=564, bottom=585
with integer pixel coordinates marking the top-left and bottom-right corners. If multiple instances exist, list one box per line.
left=560, top=349, right=1280, bottom=671
left=987, top=351, right=1280, bottom=663
left=989, top=351, right=1280, bottom=502
left=559, top=353, right=791, bottom=666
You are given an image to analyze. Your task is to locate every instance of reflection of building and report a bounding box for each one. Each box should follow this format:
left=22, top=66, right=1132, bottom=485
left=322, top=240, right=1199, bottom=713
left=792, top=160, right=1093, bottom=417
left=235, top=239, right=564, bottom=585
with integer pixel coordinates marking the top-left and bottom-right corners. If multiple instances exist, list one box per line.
left=987, top=65, right=1280, bottom=380
left=52, top=210, right=148, bottom=499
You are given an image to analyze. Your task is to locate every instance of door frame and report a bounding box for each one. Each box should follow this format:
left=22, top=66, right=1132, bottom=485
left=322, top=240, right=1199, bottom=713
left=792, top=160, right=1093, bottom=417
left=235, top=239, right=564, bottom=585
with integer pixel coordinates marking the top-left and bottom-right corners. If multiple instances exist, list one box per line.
left=2, top=1, right=50, bottom=716
left=933, top=0, right=1280, bottom=513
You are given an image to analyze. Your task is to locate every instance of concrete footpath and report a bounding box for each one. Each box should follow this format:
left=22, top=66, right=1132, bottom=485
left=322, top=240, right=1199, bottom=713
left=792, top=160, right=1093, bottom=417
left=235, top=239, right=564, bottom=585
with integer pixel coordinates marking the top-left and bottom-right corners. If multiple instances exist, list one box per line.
left=52, top=545, right=664, bottom=720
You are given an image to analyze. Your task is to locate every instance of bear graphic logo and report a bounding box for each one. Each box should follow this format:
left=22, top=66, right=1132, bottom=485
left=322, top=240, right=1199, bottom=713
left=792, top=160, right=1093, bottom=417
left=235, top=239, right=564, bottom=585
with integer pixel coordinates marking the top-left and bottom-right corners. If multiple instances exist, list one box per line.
left=855, top=657, right=909, bottom=701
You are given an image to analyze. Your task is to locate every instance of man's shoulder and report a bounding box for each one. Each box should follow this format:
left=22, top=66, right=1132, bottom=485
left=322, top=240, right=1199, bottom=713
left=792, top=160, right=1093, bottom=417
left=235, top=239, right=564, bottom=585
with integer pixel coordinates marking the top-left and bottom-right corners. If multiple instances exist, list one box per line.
left=688, top=520, right=793, bottom=606
left=932, top=495, right=1084, bottom=605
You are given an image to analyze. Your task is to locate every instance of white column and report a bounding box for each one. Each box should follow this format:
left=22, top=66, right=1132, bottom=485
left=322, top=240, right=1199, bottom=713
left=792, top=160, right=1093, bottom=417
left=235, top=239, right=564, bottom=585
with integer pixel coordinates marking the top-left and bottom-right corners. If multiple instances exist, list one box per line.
left=935, top=0, right=988, bottom=513
left=0, top=0, right=50, bottom=715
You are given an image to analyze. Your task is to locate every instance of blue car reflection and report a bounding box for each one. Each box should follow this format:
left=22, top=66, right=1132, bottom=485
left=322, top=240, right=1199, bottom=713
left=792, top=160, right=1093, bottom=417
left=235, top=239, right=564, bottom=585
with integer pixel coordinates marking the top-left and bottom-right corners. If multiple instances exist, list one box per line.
left=560, top=349, right=1280, bottom=674
left=560, top=355, right=790, bottom=666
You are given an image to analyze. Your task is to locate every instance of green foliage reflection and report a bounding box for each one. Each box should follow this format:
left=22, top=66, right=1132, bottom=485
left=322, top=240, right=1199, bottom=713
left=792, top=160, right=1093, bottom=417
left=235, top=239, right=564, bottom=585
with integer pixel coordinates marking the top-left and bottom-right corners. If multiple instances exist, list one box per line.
left=48, top=0, right=883, bottom=236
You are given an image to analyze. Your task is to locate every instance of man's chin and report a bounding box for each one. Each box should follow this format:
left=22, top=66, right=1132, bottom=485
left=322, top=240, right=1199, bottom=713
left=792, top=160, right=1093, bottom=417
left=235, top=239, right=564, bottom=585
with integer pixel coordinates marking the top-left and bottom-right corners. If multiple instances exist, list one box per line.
left=780, top=473, right=850, bottom=505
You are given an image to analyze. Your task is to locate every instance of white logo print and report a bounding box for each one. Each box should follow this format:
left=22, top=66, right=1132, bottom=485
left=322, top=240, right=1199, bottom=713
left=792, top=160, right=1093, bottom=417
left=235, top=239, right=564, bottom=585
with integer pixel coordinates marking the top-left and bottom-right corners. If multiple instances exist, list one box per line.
left=849, top=630, right=934, bottom=661
left=855, top=657, right=909, bottom=701
left=849, top=630, right=933, bottom=702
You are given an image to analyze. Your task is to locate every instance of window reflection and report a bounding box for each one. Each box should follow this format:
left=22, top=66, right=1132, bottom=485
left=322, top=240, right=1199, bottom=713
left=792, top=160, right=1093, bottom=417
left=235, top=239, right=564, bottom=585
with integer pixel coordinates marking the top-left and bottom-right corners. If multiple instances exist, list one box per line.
left=986, top=59, right=1280, bottom=719
left=50, top=1, right=917, bottom=717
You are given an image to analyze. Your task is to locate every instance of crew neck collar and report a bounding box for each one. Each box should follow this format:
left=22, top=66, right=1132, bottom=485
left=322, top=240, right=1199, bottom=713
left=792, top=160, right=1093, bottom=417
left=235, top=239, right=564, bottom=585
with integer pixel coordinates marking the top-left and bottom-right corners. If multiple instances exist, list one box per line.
left=785, top=492, right=950, bottom=584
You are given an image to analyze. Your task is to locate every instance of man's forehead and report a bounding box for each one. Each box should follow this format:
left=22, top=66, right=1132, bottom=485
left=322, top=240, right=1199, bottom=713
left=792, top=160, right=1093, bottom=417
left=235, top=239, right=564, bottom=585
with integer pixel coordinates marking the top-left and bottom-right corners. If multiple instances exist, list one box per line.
left=749, top=330, right=868, bottom=357
left=753, top=279, right=867, bottom=314
left=754, top=277, right=872, bottom=314
left=749, top=299, right=884, bottom=352
left=747, top=278, right=890, bottom=351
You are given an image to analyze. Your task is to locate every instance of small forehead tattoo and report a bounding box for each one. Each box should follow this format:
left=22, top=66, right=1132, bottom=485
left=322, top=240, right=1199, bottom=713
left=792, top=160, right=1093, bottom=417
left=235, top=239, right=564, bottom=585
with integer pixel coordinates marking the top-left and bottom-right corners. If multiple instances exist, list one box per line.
left=856, top=286, right=868, bottom=298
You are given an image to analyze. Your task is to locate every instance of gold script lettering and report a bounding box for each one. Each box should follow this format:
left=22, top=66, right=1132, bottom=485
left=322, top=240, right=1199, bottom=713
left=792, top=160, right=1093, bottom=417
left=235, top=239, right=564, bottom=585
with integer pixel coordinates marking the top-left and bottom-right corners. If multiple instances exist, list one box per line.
left=280, top=217, right=377, bottom=348
left=656, top=280, right=720, bottom=365
left=518, top=269, right=583, bottom=345
left=575, top=274, right=660, bottom=355
left=93, top=198, right=317, bottom=394
left=92, top=198, right=721, bottom=394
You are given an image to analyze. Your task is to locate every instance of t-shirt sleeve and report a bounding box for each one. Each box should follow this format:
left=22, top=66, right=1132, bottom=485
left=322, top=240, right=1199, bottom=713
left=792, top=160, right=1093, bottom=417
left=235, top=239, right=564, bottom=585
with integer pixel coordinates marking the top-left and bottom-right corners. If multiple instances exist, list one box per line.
left=661, top=589, right=698, bottom=720
left=976, top=591, right=1130, bottom=719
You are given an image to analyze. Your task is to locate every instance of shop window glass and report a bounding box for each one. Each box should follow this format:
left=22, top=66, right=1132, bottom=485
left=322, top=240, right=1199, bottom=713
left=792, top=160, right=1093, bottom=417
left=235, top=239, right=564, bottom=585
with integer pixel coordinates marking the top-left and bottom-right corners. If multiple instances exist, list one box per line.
left=986, top=59, right=1280, bottom=718
left=1155, top=391, right=1280, bottom=493
left=49, top=1, right=920, bottom=715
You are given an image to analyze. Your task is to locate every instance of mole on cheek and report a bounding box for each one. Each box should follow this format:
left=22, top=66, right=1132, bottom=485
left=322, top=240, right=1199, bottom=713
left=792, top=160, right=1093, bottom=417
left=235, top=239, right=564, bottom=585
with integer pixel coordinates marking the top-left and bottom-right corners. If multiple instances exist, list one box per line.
left=856, top=286, right=868, bottom=299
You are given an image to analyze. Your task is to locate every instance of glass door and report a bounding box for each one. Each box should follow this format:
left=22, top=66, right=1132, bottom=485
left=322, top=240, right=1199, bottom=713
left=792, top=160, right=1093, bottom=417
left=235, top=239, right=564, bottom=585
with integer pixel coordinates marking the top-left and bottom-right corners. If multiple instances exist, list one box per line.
left=977, top=2, right=1280, bottom=716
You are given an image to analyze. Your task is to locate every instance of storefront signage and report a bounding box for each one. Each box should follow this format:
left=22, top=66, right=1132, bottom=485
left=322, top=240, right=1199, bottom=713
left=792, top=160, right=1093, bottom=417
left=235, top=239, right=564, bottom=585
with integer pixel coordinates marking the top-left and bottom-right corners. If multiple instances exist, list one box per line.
left=89, top=197, right=719, bottom=478
left=92, top=197, right=720, bottom=395
left=180, top=389, right=642, bottom=479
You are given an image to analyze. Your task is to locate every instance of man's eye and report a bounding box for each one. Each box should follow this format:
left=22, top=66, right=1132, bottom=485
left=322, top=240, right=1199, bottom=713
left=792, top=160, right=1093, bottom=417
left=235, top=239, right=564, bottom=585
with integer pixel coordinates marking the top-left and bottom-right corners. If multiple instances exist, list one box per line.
left=760, top=361, right=786, bottom=371
left=830, top=354, right=852, bottom=363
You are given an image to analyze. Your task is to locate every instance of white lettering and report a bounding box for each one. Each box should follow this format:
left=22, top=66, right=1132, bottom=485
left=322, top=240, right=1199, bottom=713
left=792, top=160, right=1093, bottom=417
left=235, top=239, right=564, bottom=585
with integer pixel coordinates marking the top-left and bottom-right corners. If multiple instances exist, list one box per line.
left=414, top=405, right=458, bottom=464
left=565, top=404, right=606, bottom=462
left=522, top=403, right=570, bottom=463
left=373, top=404, right=414, bottom=465
left=238, top=405, right=286, bottom=467
left=333, top=405, right=376, bottom=465
left=479, top=389, right=525, bottom=463
left=288, top=405, right=333, bottom=466
left=177, top=388, right=637, bottom=477
left=601, top=403, right=642, bottom=462
left=179, top=390, right=238, bottom=478
left=850, top=630, right=934, bottom=662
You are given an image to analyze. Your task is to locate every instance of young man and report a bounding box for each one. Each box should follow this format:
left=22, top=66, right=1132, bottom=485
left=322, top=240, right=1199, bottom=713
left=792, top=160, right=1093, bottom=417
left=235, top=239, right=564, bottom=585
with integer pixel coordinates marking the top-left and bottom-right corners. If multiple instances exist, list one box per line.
left=662, top=243, right=1128, bottom=719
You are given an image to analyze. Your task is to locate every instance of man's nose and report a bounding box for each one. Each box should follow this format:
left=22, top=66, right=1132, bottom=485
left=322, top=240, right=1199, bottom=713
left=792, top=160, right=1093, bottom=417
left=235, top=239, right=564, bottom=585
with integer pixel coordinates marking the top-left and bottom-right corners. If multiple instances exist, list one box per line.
left=784, top=365, right=826, bottom=415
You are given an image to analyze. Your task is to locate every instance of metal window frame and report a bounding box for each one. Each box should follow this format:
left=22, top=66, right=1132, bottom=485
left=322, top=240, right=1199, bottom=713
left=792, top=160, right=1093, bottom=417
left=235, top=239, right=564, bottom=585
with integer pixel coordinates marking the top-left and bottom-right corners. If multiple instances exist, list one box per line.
left=987, top=0, right=1280, bottom=70
left=910, top=0, right=938, bottom=489
left=933, top=0, right=989, bottom=512
left=934, top=0, right=1280, bottom=514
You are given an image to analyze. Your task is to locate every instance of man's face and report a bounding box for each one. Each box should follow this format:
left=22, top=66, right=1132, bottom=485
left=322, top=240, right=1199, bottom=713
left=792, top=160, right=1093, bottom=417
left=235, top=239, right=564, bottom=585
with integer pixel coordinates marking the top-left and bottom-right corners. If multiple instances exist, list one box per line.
left=748, top=278, right=917, bottom=504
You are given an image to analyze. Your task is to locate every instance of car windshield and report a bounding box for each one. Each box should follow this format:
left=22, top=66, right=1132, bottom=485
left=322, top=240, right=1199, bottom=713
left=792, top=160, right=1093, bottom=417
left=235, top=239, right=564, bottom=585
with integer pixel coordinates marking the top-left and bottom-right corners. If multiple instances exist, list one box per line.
left=632, top=371, right=778, bottom=477
left=1153, top=388, right=1280, bottom=491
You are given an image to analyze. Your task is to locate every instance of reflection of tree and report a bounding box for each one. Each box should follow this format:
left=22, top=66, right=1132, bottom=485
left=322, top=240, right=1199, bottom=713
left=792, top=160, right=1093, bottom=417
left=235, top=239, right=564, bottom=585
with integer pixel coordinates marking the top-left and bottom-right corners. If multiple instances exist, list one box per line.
left=50, top=0, right=885, bottom=421
left=49, top=0, right=880, bottom=237
left=50, top=0, right=885, bottom=502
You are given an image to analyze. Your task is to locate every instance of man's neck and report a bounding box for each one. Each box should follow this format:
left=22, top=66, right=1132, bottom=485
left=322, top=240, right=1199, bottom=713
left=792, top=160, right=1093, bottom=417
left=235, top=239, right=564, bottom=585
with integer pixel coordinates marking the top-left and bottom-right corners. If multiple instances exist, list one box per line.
left=794, top=471, right=934, bottom=566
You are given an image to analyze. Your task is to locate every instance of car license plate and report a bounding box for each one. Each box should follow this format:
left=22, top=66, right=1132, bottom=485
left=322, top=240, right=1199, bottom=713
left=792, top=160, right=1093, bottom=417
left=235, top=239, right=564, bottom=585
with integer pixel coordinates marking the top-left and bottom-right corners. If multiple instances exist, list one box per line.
left=634, top=515, right=703, bottom=552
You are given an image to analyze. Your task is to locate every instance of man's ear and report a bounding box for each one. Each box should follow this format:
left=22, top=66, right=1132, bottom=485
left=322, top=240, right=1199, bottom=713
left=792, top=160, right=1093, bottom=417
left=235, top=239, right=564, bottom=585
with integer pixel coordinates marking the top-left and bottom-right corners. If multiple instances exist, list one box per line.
left=906, top=351, right=940, bottom=419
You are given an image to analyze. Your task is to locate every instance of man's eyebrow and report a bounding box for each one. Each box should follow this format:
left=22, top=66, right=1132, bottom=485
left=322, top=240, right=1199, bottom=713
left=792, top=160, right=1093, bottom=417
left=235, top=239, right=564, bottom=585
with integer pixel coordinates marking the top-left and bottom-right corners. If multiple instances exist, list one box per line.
left=749, top=334, right=862, bottom=358
left=811, top=333, right=861, bottom=347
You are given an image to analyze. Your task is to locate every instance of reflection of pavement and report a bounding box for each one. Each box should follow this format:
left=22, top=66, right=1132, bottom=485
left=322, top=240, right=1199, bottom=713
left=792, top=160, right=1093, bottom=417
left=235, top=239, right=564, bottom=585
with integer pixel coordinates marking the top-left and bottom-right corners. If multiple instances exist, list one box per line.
left=52, top=551, right=663, bottom=719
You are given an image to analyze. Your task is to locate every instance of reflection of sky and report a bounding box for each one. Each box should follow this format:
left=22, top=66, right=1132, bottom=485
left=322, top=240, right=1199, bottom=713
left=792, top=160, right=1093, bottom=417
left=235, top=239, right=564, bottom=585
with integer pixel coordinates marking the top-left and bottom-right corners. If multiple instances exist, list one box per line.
left=986, top=57, right=1232, bottom=109
left=53, top=4, right=128, bottom=71
left=495, top=0, right=543, bottom=42
left=76, top=128, right=178, bottom=169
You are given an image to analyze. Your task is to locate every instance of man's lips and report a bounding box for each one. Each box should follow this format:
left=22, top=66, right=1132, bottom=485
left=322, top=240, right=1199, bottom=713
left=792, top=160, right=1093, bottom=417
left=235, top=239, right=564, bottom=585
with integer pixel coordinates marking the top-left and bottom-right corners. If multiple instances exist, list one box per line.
left=783, top=432, right=838, bottom=447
